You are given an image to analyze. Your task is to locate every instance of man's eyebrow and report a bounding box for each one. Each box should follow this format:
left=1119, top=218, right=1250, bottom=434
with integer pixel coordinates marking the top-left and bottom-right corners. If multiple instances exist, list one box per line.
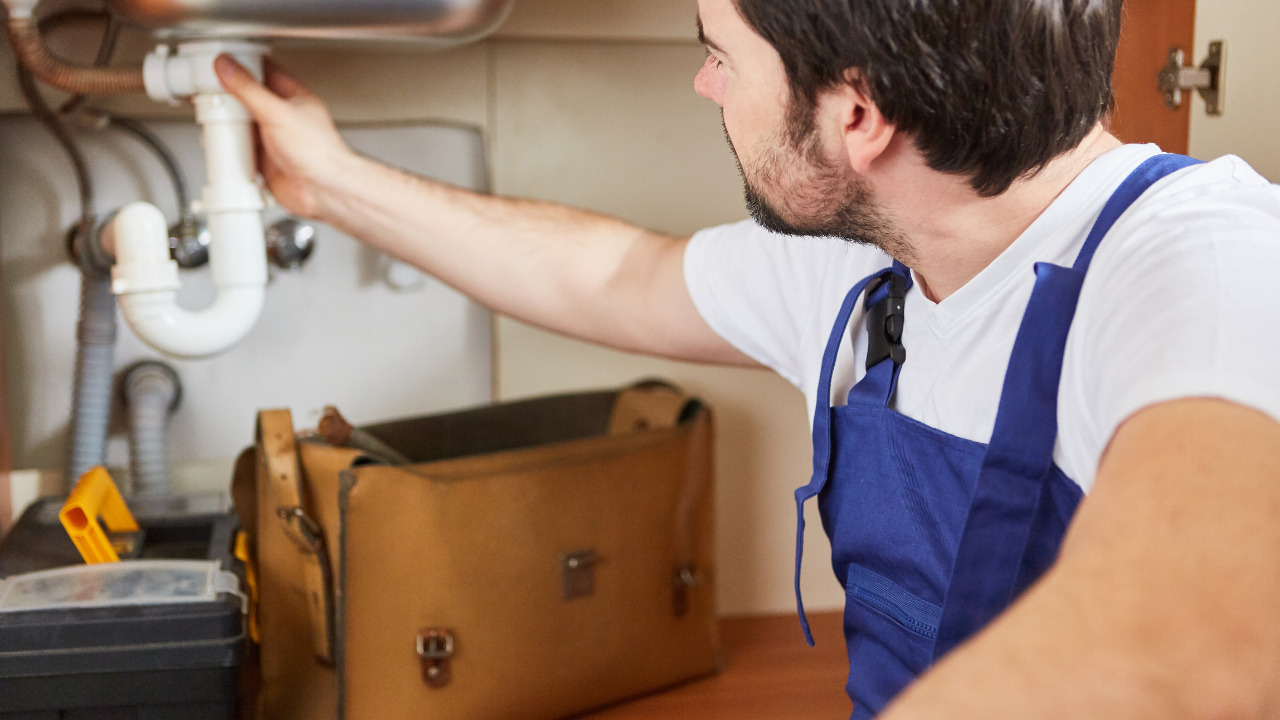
left=695, top=13, right=728, bottom=55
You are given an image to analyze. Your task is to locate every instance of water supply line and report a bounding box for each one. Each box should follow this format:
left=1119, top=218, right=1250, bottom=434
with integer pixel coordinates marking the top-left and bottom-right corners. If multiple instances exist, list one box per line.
left=4, top=0, right=144, bottom=95
left=100, top=41, right=271, bottom=358
left=120, top=361, right=181, bottom=496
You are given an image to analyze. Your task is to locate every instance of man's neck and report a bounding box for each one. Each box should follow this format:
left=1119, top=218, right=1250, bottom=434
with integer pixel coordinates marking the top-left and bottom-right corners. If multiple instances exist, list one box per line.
left=876, top=125, right=1122, bottom=302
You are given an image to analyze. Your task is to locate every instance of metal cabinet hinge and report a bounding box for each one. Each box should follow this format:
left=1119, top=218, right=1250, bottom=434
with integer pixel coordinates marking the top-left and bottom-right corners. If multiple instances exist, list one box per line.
left=416, top=627, right=455, bottom=689
left=1157, top=41, right=1225, bottom=115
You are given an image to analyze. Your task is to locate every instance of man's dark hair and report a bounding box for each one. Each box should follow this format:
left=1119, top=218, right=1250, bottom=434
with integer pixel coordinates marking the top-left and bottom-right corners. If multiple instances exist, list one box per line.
left=734, top=0, right=1124, bottom=196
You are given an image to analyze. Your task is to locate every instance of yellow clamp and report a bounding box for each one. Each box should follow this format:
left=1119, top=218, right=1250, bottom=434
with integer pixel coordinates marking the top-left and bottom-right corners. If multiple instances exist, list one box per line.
left=59, top=466, right=140, bottom=564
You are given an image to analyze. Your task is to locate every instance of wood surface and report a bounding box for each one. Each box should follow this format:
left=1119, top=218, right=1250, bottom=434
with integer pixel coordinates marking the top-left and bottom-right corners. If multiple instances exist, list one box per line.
left=1110, top=0, right=1197, bottom=153
left=577, top=611, right=850, bottom=719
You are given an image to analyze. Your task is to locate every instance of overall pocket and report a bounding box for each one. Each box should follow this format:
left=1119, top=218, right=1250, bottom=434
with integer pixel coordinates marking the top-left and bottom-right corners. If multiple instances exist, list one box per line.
left=845, top=564, right=942, bottom=640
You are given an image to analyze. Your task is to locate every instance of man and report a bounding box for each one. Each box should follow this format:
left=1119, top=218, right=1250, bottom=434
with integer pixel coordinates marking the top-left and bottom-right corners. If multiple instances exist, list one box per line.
left=215, top=0, right=1280, bottom=716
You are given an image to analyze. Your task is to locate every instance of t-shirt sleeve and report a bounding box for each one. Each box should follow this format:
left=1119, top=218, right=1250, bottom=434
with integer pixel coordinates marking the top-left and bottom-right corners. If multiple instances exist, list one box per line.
left=684, top=220, right=809, bottom=386
left=1072, top=160, right=1280, bottom=454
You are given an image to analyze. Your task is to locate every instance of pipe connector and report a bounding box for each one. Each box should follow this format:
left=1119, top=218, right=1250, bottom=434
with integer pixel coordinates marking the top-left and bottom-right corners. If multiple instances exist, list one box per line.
left=105, top=203, right=181, bottom=295
left=144, top=40, right=267, bottom=105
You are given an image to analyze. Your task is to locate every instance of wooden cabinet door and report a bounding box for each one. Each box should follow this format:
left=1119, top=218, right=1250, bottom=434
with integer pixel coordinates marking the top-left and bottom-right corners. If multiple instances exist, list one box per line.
left=1110, top=0, right=1198, bottom=153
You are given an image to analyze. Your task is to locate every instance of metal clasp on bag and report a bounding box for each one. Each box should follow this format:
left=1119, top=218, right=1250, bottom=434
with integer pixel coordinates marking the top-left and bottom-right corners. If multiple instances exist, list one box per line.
left=561, top=550, right=601, bottom=601
left=416, top=627, right=455, bottom=689
left=672, top=563, right=705, bottom=618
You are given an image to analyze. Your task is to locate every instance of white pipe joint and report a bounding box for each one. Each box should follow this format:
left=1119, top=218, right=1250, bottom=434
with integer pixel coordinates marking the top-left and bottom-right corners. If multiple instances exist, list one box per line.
left=144, top=40, right=267, bottom=106
left=109, top=40, right=272, bottom=359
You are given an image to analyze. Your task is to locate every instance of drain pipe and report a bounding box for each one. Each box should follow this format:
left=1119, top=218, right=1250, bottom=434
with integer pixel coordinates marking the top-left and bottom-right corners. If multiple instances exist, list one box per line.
left=68, top=258, right=117, bottom=481
left=14, top=34, right=119, bottom=483
left=120, top=361, right=180, bottom=496
left=102, top=42, right=269, bottom=359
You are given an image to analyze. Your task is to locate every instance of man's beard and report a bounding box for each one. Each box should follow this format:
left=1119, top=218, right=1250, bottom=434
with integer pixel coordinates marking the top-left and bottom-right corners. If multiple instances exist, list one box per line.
left=722, top=112, right=911, bottom=260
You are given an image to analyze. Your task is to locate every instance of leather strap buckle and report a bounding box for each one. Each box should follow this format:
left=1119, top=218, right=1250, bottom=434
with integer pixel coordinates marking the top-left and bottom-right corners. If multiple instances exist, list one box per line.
left=864, top=273, right=907, bottom=369
left=276, top=506, right=322, bottom=552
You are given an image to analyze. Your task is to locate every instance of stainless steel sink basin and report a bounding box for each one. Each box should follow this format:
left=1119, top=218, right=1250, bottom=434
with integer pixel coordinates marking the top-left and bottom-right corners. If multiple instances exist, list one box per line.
left=106, top=0, right=514, bottom=42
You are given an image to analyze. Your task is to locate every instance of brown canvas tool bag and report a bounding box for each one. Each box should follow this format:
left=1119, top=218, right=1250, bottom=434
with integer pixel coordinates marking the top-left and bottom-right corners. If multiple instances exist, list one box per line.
left=232, top=381, right=720, bottom=720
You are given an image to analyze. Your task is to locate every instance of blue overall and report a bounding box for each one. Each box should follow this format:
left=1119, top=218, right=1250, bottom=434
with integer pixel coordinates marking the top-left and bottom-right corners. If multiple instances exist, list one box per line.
left=792, top=154, right=1201, bottom=718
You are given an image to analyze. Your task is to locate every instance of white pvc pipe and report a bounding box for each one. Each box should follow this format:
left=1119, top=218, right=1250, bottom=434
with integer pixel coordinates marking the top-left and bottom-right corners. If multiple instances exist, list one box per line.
left=109, top=42, right=269, bottom=360
left=105, top=203, right=265, bottom=359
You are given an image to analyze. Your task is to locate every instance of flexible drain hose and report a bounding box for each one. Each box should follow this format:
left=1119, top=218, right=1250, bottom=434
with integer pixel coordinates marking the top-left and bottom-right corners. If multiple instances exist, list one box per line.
left=122, top=361, right=180, bottom=496
left=16, top=50, right=119, bottom=486
left=68, top=266, right=117, bottom=481
left=7, top=16, right=143, bottom=95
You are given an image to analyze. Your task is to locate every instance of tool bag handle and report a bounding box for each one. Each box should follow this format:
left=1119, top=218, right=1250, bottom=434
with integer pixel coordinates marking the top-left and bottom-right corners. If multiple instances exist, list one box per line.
left=609, top=379, right=713, bottom=616
left=607, top=378, right=699, bottom=434
left=256, top=408, right=336, bottom=664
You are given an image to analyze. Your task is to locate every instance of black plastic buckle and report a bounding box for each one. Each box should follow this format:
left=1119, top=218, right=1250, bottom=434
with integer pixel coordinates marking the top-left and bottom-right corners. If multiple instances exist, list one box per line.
left=863, top=273, right=907, bottom=369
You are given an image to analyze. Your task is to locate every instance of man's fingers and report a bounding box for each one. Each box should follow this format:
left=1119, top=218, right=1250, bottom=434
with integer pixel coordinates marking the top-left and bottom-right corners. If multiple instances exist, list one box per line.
left=262, top=57, right=309, bottom=100
left=214, top=54, right=285, bottom=114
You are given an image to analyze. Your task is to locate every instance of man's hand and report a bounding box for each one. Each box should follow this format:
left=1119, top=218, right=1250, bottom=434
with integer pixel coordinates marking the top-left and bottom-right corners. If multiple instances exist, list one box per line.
left=214, top=55, right=352, bottom=220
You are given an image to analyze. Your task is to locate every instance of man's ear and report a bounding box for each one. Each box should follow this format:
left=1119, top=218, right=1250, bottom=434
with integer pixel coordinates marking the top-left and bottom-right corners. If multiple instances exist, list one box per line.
left=830, top=73, right=893, bottom=174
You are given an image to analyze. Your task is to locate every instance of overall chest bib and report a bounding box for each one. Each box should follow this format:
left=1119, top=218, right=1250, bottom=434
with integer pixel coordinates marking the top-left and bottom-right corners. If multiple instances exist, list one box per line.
left=792, top=154, right=1200, bottom=718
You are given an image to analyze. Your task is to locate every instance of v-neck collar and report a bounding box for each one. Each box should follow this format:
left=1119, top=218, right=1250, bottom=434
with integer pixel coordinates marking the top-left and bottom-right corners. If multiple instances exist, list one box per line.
left=908, top=144, right=1162, bottom=333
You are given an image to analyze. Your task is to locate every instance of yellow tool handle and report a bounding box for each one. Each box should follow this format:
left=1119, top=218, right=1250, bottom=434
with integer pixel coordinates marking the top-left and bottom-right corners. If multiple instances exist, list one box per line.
left=59, top=466, right=139, bottom=564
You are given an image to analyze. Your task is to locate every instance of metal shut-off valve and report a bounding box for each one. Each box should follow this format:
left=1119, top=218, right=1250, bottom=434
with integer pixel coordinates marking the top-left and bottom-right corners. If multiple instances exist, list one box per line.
left=265, top=217, right=317, bottom=270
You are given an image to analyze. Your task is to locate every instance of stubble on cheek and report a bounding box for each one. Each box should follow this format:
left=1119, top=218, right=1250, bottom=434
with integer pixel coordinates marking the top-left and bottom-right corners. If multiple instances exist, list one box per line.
left=719, top=110, right=913, bottom=261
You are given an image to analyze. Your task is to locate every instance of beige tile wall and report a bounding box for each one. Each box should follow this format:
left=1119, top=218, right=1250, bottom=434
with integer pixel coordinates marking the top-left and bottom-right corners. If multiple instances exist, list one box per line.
left=1190, top=0, right=1280, bottom=180
left=496, top=0, right=697, bottom=41
left=0, top=4, right=844, bottom=617
left=488, top=40, right=842, bottom=617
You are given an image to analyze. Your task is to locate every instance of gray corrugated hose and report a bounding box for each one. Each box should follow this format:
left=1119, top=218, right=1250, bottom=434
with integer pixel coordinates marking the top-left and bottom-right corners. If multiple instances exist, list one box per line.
left=68, top=259, right=117, bottom=482
left=121, top=361, right=180, bottom=496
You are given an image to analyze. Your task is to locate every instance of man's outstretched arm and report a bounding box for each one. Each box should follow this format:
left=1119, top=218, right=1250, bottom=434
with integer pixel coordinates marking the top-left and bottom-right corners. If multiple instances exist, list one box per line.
left=882, top=398, right=1280, bottom=719
left=215, top=56, right=755, bottom=367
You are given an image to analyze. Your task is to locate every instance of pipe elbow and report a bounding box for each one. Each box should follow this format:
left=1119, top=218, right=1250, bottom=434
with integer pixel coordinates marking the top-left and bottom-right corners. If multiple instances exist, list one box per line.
left=107, top=202, right=267, bottom=359
left=117, top=287, right=265, bottom=359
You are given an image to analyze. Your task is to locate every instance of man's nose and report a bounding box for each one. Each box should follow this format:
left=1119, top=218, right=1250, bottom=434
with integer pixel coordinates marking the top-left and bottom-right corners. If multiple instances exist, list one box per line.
left=693, top=56, right=723, bottom=106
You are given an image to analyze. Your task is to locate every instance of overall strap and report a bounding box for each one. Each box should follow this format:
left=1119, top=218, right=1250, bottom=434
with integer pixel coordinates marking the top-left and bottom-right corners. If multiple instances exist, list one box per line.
left=1073, top=154, right=1203, bottom=272
left=932, top=153, right=1202, bottom=659
left=793, top=261, right=909, bottom=645
left=848, top=260, right=914, bottom=408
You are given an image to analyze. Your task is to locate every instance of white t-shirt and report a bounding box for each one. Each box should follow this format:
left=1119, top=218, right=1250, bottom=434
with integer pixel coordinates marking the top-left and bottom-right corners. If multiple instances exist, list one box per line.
left=685, top=144, right=1280, bottom=492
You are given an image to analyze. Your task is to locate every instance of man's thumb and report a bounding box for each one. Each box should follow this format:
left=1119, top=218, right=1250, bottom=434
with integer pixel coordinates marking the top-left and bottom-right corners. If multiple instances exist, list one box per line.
left=214, top=55, right=278, bottom=113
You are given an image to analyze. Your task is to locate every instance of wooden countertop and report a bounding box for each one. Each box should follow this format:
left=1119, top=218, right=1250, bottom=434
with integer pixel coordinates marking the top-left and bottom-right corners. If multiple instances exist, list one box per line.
left=578, top=611, right=850, bottom=719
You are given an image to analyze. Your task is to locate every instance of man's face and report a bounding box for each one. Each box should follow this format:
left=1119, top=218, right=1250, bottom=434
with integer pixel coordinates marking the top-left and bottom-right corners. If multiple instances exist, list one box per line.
left=694, top=0, right=900, bottom=248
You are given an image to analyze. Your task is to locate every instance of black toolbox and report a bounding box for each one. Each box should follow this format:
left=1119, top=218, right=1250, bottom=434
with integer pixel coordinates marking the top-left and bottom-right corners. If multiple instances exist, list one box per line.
left=0, top=497, right=245, bottom=719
